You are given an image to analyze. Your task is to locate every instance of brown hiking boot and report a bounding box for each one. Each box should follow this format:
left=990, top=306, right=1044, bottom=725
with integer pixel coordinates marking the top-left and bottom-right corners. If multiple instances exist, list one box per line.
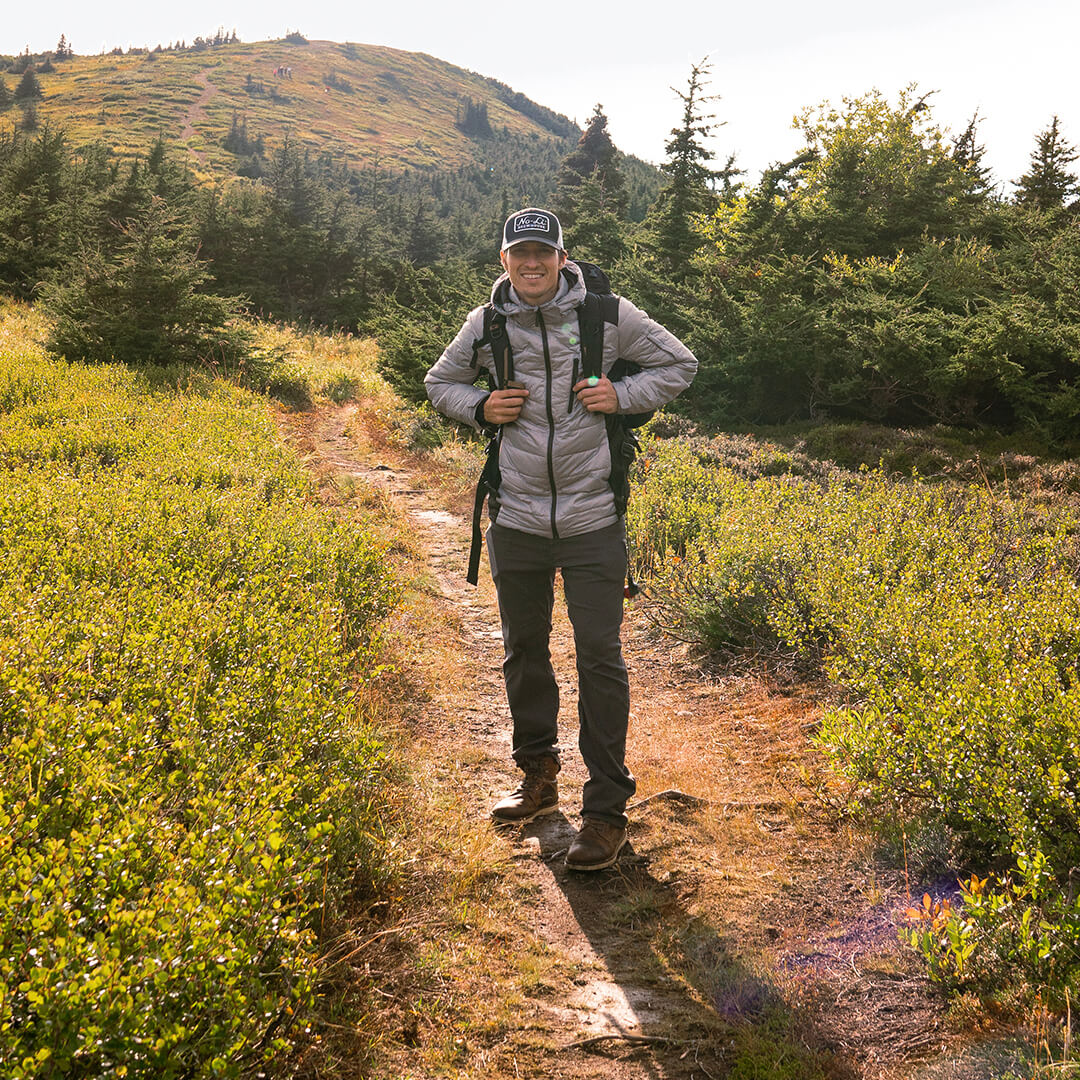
left=491, top=755, right=559, bottom=825
left=565, top=819, right=627, bottom=871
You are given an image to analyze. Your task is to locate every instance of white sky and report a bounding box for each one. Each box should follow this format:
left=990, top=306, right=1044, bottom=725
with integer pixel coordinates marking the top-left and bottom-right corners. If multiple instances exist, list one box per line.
left=5, top=0, right=1076, bottom=193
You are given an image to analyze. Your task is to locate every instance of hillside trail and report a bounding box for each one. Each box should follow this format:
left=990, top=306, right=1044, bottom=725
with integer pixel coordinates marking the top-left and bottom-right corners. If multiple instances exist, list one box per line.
left=287, top=402, right=1031, bottom=1080
left=179, top=70, right=216, bottom=161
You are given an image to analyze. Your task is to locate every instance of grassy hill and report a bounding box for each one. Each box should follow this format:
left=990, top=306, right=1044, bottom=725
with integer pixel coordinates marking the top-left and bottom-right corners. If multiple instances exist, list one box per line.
left=20, top=37, right=579, bottom=177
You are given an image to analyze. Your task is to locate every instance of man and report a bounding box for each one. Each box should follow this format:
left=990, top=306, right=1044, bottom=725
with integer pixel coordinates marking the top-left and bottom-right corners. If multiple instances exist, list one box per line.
left=425, top=208, right=696, bottom=871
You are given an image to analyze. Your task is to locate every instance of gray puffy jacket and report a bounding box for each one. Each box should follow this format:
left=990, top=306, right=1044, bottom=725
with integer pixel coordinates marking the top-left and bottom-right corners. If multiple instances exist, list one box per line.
left=424, top=261, right=697, bottom=539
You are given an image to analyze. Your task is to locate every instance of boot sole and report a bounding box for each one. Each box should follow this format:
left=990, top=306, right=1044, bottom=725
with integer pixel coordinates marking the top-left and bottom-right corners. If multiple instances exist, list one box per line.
left=565, top=834, right=628, bottom=871
left=491, top=802, right=559, bottom=826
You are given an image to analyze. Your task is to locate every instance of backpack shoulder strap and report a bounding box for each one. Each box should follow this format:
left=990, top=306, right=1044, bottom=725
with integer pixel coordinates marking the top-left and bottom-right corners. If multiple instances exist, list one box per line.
left=471, top=304, right=513, bottom=387
left=467, top=433, right=501, bottom=585
left=577, top=292, right=619, bottom=380
left=488, top=307, right=513, bottom=387
left=470, top=305, right=491, bottom=369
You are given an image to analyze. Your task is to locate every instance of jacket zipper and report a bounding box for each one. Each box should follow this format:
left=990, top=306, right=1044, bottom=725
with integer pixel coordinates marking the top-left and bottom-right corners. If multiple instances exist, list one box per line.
left=538, top=310, right=559, bottom=539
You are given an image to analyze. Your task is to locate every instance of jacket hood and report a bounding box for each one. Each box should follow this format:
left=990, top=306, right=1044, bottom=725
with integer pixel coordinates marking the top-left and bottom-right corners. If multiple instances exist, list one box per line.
left=490, top=260, right=589, bottom=317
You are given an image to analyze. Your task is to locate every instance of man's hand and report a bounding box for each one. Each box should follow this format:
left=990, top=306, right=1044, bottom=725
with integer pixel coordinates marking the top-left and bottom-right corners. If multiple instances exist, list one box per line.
left=484, top=387, right=529, bottom=424
left=572, top=374, right=618, bottom=414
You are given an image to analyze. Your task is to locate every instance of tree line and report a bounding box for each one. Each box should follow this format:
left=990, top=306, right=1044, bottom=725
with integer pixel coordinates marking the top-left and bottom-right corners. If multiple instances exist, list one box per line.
left=379, top=67, right=1080, bottom=447
left=0, top=116, right=593, bottom=370
left=1, top=61, right=1077, bottom=445
left=639, top=74, right=1080, bottom=443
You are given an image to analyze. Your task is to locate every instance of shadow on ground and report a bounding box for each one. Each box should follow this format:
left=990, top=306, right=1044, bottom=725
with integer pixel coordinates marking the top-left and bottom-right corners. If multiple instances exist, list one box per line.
left=521, top=812, right=856, bottom=1080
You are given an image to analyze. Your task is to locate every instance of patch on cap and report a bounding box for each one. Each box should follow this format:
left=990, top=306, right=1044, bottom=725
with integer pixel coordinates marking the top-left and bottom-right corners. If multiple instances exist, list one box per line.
left=514, top=212, right=551, bottom=235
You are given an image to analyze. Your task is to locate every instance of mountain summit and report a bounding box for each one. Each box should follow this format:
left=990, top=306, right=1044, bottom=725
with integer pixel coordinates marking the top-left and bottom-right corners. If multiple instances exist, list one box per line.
left=25, top=36, right=579, bottom=176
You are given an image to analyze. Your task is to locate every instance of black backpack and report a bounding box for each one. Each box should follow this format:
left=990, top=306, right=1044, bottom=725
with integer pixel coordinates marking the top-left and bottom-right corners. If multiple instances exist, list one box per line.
left=466, top=261, right=647, bottom=595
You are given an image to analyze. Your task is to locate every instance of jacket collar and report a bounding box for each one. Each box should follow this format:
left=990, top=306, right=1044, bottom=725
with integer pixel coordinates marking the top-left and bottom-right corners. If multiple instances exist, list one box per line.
left=491, top=260, right=588, bottom=317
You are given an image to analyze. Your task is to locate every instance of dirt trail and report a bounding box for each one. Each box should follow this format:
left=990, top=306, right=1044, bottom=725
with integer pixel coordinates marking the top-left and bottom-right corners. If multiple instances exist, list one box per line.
left=179, top=70, right=216, bottom=162
left=290, top=403, right=1030, bottom=1080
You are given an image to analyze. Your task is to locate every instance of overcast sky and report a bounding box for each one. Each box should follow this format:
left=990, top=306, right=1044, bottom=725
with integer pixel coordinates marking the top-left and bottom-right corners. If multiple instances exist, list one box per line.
left=5, top=1, right=1076, bottom=193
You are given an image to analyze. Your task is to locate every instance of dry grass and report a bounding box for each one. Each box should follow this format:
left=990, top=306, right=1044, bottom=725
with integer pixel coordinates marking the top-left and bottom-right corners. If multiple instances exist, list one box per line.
left=30, top=39, right=561, bottom=174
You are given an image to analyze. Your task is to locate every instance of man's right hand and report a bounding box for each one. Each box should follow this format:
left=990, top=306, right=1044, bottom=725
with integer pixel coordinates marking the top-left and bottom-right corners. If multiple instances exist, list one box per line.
left=484, top=387, right=529, bottom=424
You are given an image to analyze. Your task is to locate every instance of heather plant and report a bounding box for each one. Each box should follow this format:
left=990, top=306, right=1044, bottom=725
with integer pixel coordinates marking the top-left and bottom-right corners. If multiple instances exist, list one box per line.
left=627, top=432, right=1080, bottom=996
left=0, top=304, right=399, bottom=1076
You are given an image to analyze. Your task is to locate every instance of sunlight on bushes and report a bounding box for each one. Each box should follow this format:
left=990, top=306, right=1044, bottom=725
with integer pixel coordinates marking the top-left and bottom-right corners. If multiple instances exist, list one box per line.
left=0, top=304, right=400, bottom=1075
left=627, top=431, right=1080, bottom=1003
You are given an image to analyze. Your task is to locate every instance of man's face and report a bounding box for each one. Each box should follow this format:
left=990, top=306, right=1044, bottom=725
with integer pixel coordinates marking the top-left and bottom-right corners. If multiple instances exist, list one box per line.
left=500, top=241, right=567, bottom=306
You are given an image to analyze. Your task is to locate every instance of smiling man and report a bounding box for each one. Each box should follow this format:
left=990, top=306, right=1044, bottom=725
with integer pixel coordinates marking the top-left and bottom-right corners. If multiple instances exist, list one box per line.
left=425, top=208, right=696, bottom=871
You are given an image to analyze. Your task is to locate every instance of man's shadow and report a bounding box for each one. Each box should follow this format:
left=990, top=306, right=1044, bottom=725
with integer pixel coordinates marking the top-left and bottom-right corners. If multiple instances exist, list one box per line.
left=518, top=809, right=857, bottom=1079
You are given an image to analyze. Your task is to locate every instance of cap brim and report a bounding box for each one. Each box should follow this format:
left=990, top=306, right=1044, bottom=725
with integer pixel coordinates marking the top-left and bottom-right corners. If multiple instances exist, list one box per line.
left=501, top=236, right=562, bottom=252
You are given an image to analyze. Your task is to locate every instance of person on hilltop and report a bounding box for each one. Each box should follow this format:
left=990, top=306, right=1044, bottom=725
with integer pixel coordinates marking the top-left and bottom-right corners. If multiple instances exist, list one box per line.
left=425, top=208, right=696, bottom=871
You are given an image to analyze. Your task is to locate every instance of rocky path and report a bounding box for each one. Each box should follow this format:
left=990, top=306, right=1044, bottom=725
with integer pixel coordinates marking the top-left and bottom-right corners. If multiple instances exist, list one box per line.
left=288, top=403, right=1031, bottom=1080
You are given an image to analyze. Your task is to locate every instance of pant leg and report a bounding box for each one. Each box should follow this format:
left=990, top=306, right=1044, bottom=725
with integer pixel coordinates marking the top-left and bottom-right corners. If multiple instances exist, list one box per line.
left=559, top=523, right=634, bottom=827
left=487, top=525, right=560, bottom=764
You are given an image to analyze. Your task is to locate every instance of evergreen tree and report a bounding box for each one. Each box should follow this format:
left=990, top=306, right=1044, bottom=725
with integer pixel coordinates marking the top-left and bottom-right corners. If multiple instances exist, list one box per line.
left=14, top=68, right=44, bottom=103
left=563, top=170, right=627, bottom=265
left=0, top=125, right=72, bottom=296
left=0, top=76, right=11, bottom=112
left=791, top=87, right=981, bottom=258
left=55, top=34, right=74, bottom=60
left=455, top=97, right=492, bottom=138
left=1015, top=116, right=1079, bottom=211
left=645, top=59, right=722, bottom=278
left=405, top=195, right=443, bottom=265
left=44, top=196, right=249, bottom=367
left=952, top=110, right=994, bottom=203
left=553, top=104, right=627, bottom=225
left=147, top=134, right=167, bottom=175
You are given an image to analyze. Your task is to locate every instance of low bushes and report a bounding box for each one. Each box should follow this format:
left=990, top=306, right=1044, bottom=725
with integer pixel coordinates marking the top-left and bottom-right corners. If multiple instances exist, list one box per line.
left=0, top=305, right=399, bottom=1076
left=627, top=432, right=1080, bottom=998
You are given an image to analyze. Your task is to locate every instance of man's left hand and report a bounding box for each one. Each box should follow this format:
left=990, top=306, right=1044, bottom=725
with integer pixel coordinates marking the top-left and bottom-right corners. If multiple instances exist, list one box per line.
left=572, top=375, right=618, bottom=414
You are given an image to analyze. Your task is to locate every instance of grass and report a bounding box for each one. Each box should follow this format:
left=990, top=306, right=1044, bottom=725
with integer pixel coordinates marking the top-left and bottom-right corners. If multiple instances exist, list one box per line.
left=246, top=321, right=388, bottom=409
left=8, top=289, right=1068, bottom=1075
left=27, top=40, right=567, bottom=176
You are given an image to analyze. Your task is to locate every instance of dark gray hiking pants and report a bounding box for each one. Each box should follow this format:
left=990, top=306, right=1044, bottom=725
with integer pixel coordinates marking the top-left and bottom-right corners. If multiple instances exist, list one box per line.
left=486, top=521, right=635, bottom=828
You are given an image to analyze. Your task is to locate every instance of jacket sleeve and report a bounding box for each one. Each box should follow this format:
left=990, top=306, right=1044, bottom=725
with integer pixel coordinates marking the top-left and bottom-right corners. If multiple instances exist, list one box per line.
left=610, top=297, right=697, bottom=415
left=424, top=307, right=491, bottom=431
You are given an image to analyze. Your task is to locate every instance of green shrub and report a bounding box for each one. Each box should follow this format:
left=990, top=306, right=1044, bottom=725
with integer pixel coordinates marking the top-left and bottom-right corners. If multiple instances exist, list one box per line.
left=905, top=852, right=1080, bottom=1007
left=0, top=313, right=399, bottom=1076
left=627, top=432, right=1080, bottom=995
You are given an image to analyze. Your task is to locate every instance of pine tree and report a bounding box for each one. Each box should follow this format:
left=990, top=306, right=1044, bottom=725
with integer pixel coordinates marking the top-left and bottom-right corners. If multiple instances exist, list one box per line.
left=563, top=169, right=626, bottom=265
left=406, top=195, right=443, bottom=265
left=646, top=59, right=722, bottom=277
left=455, top=97, right=492, bottom=138
left=0, top=125, right=71, bottom=296
left=55, top=34, right=74, bottom=60
left=19, top=103, right=39, bottom=132
left=0, top=76, right=11, bottom=112
left=553, top=104, right=627, bottom=225
left=1015, top=115, right=1079, bottom=211
left=14, top=68, right=44, bottom=103
left=44, top=196, right=249, bottom=367
left=147, top=134, right=167, bottom=175
left=952, top=110, right=994, bottom=199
